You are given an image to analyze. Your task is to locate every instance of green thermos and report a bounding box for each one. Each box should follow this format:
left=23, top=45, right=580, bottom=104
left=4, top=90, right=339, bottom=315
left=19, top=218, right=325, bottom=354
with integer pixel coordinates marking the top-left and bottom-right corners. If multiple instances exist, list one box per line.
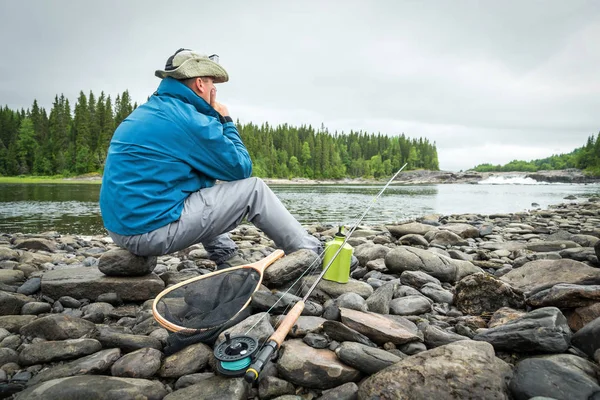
left=322, top=226, right=353, bottom=284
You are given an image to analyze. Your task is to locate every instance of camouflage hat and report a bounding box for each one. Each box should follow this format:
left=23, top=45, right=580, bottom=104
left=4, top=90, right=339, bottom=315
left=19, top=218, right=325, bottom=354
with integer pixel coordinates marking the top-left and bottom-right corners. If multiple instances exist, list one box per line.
left=155, top=48, right=229, bottom=83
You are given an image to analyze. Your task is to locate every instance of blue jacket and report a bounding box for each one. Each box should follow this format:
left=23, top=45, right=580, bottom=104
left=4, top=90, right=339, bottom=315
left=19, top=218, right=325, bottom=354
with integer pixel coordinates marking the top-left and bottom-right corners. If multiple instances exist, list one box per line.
left=99, top=77, right=252, bottom=235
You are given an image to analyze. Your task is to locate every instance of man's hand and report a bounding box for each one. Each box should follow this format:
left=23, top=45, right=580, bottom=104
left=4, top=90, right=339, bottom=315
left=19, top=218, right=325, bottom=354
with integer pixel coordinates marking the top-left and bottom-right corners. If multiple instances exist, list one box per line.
left=210, top=88, right=230, bottom=117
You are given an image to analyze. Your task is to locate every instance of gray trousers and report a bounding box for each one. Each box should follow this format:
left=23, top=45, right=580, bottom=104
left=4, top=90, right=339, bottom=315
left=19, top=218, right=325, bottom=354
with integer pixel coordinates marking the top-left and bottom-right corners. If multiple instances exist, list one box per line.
left=108, top=177, right=321, bottom=264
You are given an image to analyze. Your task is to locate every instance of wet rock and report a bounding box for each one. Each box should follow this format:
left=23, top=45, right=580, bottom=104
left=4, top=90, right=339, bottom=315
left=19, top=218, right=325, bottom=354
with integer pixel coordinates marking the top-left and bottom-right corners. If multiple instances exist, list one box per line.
left=19, top=338, right=102, bottom=366
left=358, top=340, right=512, bottom=400
left=366, top=280, right=397, bottom=314
left=16, top=375, right=167, bottom=400
left=509, top=355, right=600, bottom=400
left=571, top=316, right=600, bottom=358
left=387, top=222, right=438, bottom=238
left=339, top=308, right=421, bottom=345
left=164, top=376, right=247, bottom=400
left=110, top=347, right=162, bottom=378
left=277, top=339, right=361, bottom=390
left=389, top=295, right=432, bottom=316
left=97, top=248, right=156, bottom=276
left=41, top=267, right=164, bottom=302
left=158, top=342, right=211, bottom=378
left=474, top=307, right=571, bottom=353
left=500, top=259, right=600, bottom=293
left=263, top=249, right=318, bottom=286
left=455, top=273, right=525, bottom=314
left=20, top=315, right=96, bottom=340
left=28, top=348, right=121, bottom=385
left=335, top=341, right=404, bottom=375
left=322, top=320, right=376, bottom=347
left=258, top=376, right=295, bottom=400
left=527, top=284, right=600, bottom=308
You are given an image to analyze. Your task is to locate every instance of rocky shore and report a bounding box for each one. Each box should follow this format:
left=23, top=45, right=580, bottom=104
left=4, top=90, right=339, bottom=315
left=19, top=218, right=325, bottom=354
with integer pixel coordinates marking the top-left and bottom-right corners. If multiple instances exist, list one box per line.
left=1, top=199, right=600, bottom=399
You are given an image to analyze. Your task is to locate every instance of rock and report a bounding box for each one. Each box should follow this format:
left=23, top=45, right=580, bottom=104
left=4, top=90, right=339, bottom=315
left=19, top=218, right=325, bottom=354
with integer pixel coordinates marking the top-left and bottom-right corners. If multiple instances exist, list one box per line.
left=336, top=292, right=368, bottom=312
left=500, top=259, right=600, bottom=294
left=389, top=295, right=432, bottom=316
left=525, top=240, right=580, bottom=252
left=0, top=348, right=18, bottom=365
left=258, top=376, right=295, bottom=400
left=0, top=315, right=37, bottom=333
left=41, top=267, right=164, bottom=301
left=455, top=273, right=525, bottom=315
left=277, top=339, right=361, bottom=390
left=354, top=243, right=391, bottom=266
left=271, top=316, right=325, bottom=338
left=419, top=283, right=454, bottom=304
left=14, top=238, right=57, bottom=252
left=320, top=382, right=359, bottom=400
left=566, top=303, right=600, bottom=331
left=19, top=338, right=102, bottom=365
left=357, top=340, right=512, bottom=400
left=97, top=248, right=156, bottom=276
left=422, top=323, right=471, bottom=348
left=335, top=341, right=404, bottom=375
left=94, top=325, right=162, bottom=353
left=385, top=246, right=456, bottom=282
left=0, top=291, right=33, bottom=315
left=17, top=277, right=41, bottom=295
left=387, top=222, right=438, bottom=238
left=263, top=249, right=318, bottom=286
left=218, top=312, right=274, bottom=345
left=473, top=307, right=571, bottom=353
left=0, top=269, right=25, bottom=285
left=110, top=348, right=162, bottom=378
left=366, top=281, right=397, bottom=314
left=488, top=307, right=526, bottom=328
left=571, top=316, right=600, bottom=358
left=303, top=332, right=328, bottom=348
left=158, top=342, right=212, bottom=378
left=164, top=376, right=247, bottom=400
left=595, top=240, right=600, bottom=260
left=527, top=284, right=600, bottom=308
left=339, top=308, right=421, bottom=345
left=439, top=223, right=479, bottom=238
left=398, top=234, right=429, bottom=247
left=28, top=348, right=121, bottom=385
left=322, top=320, right=377, bottom=347
left=426, top=230, right=469, bottom=247
left=173, top=372, right=214, bottom=390
left=400, top=270, right=441, bottom=288
left=509, top=355, right=600, bottom=400
left=301, top=275, right=373, bottom=300
left=16, top=376, right=167, bottom=400
left=20, top=315, right=97, bottom=340
left=252, top=291, right=322, bottom=317
left=21, top=302, right=51, bottom=315
left=0, top=247, right=20, bottom=261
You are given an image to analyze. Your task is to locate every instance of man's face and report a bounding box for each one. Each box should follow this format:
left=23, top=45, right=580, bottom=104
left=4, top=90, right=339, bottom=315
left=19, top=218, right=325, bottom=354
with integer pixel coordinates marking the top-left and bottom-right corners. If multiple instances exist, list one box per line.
left=197, top=77, right=216, bottom=105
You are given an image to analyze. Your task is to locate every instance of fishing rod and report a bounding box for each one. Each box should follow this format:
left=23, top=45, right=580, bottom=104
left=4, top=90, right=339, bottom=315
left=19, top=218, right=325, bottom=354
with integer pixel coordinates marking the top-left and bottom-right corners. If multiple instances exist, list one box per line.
left=213, top=163, right=408, bottom=382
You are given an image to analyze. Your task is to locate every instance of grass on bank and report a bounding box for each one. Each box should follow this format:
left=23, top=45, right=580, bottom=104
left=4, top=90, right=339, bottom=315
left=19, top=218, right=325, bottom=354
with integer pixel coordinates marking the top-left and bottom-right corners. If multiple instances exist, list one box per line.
left=0, top=173, right=102, bottom=184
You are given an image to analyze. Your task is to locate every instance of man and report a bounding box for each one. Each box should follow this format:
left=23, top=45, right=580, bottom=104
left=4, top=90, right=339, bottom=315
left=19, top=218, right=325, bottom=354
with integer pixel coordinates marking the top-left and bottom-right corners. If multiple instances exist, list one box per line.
left=100, top=48, right=321, bottom=268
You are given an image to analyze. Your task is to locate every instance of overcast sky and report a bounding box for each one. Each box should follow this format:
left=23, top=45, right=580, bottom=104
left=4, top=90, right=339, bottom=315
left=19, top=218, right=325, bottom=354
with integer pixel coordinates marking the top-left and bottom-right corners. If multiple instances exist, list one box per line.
left=0, top=0, right=598, bottom=171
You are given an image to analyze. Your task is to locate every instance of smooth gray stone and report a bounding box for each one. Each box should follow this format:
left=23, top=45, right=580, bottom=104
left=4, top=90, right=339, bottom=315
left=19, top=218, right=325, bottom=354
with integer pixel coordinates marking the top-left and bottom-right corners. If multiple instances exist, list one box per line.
left=41, top=267, right=164, bottom=301
left=19, top=338, right=102, bottom=366
left=263, top=249, right=318, bottom=286
left=21, top=302, right=51, bottom=315
left=509, top=356, right=600, bottom=400
left=17, top=277, right=41, bottom=295
left=473, top=307, right=571, bottom=353
left=0, top=291, right=32, bottom=315
left=390, top=295, right=432, bottom=316
left=320, top=382, right=359, bottom=400
left=335, top=341, right=403, bottom=375
left=110, top=347, right=162, bottom=378
left=420, top=282, right=454, bottom=304
left=401, top=270, right=441, bottom=288
left=258, top=376, right=295, bottom=400
left=422, top=323, right=471, bottom=348
left=336, top=292, right=368, bottom=312
left=164, top=376, right=247, bottom=400
left=20, top=315, right=96, bottom=340
left=97, top=248, right=156, bottom=277
left=16, top=376, right=167, bottom=400
left=27, top=348, right=121, bottom=386
left=366, top=280, right=397, bottom=314
left=158, top=342, right=212, bottom=378
left=572, top=316, right=600, bottom=358
left=94, top=325, right=162, bottom=353
left=322, top=321, right=377, bottom=348
left=303, top=333, right=329, bottom=349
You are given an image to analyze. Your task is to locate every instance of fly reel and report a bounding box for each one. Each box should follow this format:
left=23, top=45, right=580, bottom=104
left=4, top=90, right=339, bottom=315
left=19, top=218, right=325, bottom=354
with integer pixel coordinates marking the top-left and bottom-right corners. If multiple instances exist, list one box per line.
left=213, top=333, right=259, bottom=376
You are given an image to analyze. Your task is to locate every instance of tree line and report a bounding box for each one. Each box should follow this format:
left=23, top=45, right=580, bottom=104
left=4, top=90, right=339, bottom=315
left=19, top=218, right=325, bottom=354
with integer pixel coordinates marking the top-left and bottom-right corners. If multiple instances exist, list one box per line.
left=471, top=134, right=600, bottom=176
left=0, top=90, right=439, bottom=179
